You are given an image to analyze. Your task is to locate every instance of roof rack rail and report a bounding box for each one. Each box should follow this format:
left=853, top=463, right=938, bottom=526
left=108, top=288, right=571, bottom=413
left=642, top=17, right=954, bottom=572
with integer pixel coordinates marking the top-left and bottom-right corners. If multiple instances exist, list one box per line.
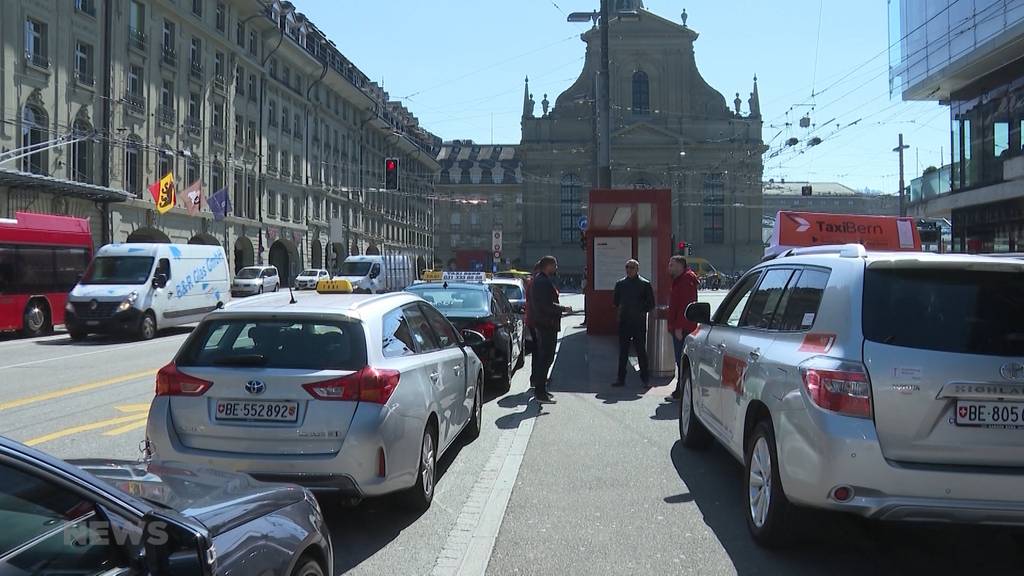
left=763, top=243, right=867, bottom=261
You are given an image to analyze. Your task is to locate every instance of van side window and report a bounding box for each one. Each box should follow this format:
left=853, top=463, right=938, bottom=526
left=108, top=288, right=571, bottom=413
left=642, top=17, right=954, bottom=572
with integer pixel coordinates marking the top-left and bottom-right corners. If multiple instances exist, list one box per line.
left=771, top=269, right=830, bottom=331
left=740, top=269, right=795, bottom=329
left=158, top=258, right=171, bottom=280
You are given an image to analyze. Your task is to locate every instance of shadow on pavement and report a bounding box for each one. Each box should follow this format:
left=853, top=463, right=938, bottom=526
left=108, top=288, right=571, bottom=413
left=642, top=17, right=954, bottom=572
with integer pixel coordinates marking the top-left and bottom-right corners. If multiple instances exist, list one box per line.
left=33, top=326, right=194, bottom=346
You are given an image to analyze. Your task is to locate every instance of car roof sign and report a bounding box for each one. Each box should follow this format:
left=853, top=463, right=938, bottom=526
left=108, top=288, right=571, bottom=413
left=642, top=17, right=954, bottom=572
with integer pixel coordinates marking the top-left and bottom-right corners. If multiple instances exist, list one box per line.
left=442, top=271, right=489, bottom=283
left=767, top=211, right=922, bottom=257
left=317, top=279, right=354, bottom=294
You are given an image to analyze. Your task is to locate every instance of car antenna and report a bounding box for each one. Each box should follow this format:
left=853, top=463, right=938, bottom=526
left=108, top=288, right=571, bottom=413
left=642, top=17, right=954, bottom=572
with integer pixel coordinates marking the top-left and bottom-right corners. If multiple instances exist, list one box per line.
left=288, top=283, right=297, bottom=304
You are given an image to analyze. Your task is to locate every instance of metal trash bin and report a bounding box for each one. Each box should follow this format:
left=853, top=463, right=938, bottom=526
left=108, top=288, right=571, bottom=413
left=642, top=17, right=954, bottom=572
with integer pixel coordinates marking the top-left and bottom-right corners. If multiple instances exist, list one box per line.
left=647, top=305, right=676, bottom=378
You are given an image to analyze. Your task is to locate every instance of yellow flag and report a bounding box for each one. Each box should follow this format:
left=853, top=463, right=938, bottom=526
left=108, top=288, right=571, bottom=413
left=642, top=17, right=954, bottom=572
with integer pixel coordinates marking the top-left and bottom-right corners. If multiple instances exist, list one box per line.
left=155, top=172, right=175, bottom=214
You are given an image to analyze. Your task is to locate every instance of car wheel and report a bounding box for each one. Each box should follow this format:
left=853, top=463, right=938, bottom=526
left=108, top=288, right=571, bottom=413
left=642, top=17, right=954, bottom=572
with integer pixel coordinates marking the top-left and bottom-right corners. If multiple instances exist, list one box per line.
left=401, top=423, right=437, bottom=511
left=497, top=345, right=513, bottom=393
left=274, top=283, right=279, bottom=292
left=138, top=312, right=157, bottom=341
left=258, top=285, right=264, bottom=295
left=679, top=368, right=712, bottom=449
left=745, top=419, right=796, bottom=547
left=68, top=329, right=88, bottom=341
left=465, top=372, right=483, bottom=441
left=291, top=558, right=325, bottom=576
left=21, top=300, right=51, bottom=337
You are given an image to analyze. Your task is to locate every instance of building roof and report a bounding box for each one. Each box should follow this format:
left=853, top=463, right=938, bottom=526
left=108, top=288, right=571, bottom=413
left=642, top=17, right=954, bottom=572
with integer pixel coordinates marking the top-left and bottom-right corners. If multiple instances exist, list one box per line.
left=764, top=181, right=894, bottom=198
left=436, top=141, right=522, bottom=185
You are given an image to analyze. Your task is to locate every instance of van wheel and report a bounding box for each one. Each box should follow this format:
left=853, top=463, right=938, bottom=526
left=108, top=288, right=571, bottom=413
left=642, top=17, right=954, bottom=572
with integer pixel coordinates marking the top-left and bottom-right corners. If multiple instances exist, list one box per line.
left=745, top=419, right=796, bottom=547
left=400, top=423, right=437, bottom=511
left=258, top=285, right=264, bottom=295
left=679, top=369, right=712, bottom=449
left=22, top=300, right=51, bottom=337
left=273, top=283, right=279, bottom=292
left=138, top=312, right=157, bottom=341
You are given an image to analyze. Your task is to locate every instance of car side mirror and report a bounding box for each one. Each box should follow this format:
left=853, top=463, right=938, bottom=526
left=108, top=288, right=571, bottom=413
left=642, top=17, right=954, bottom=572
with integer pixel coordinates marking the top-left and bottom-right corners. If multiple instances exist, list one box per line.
left=511, top=301, right=526, bottom=314
left=370, top=268, right=380, bottom=279
left=460, top=329, right=485, bottom=347
left=143, top=511, right=215, bottom=576
left=152, top=273, right=168, bottom=289
left=685, top=302, right=712, bottom=325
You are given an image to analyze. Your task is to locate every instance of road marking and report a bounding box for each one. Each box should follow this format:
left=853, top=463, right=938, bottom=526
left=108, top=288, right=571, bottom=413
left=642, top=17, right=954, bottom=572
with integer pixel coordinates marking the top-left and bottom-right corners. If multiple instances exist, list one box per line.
left=0, top=370, right=156, bottom=411
left=115, top=403, right=152, bottom=413
left=25, top=413, right=149, bottom=446
left=103, top=418, right=149, bottom=436
left=0, top=335, right=184, bottom=371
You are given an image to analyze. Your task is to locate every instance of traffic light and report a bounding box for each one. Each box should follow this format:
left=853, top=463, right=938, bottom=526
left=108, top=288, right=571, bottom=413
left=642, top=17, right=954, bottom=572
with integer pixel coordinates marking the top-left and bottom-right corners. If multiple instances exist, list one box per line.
left=677, top=241, right=686, bottom=254
left=384, top=157, right=399, bottom=191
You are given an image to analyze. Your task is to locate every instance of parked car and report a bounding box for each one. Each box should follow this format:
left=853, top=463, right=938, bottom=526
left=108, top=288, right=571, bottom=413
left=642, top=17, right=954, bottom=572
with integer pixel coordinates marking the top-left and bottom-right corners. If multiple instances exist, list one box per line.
left=146, top=281, right=485, bottom=510
left=0, top=435, right=332, bottom=575
left=678, top=243, right=1024, bottom=546
left=231, top=265, right=280, bottom=297
left=295, top=268, right=331, bottom=290
left=406, top=278, right=524, bottom=391
left=65, top=243, right=230, bottom=341
left=487, top=277, right=532, bottom=351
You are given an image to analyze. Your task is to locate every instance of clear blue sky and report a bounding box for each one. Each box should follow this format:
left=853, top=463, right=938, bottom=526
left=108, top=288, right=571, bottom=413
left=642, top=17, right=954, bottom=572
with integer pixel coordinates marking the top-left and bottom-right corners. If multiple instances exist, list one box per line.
left=296, top=0, right=948, bottom=193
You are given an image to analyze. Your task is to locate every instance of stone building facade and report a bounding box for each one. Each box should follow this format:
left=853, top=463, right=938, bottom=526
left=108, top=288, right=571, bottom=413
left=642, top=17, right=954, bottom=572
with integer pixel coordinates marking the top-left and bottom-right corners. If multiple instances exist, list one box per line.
left=1, top=0, right=439, bottom=284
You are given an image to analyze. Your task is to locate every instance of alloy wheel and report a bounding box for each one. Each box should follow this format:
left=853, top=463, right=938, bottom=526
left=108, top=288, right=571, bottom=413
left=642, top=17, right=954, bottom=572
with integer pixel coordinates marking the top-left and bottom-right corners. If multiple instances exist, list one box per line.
left=748, top=436, right=773, bottom=528
left=421, top=431, right=435, bottom=499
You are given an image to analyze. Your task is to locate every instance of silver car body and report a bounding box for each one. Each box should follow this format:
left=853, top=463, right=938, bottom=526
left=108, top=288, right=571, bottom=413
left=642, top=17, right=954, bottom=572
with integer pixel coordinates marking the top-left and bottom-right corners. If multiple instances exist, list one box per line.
left=683, top=246, right=1024, bottom=524
left=0, top=436, right=332, bottom=575
left=231, top=265, right=280, bottom=297
left=146, top=290, right=484, bottom=497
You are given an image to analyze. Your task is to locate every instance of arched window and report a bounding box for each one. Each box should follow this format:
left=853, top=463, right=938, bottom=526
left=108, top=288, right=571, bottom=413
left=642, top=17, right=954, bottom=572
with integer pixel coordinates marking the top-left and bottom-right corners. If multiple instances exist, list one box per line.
left=560, top=174, right=582, bottom=243
left=124, top=136, right=142, bottom=196
left=21, top=104, right=49, bottom=174
left=71, top=119, right=93, bottom=183
left=631, top=70, right=650, bottom=115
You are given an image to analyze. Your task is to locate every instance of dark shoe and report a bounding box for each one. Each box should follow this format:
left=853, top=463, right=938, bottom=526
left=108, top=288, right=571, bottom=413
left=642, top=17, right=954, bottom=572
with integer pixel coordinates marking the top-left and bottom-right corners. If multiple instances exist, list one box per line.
left=641, top=377, right=651, bottom=388
left=612, top=380, right=625, bottom=387
left=669, top=389, right=682, bottom=401
left=536, top=391, right=556, bottom=404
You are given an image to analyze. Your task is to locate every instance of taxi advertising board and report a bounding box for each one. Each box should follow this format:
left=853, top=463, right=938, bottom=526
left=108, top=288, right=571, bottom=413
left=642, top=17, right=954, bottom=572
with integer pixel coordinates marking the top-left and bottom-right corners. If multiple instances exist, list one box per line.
left=767, top=211, right=922, bottom=256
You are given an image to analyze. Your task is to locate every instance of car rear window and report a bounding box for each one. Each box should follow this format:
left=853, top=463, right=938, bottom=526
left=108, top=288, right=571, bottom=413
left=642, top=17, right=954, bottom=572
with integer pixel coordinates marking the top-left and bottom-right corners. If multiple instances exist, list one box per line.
left=178, top=318, right=366, bottom=370
left=496, top=284, right=523, bottom=301
left=863, top=268, right=1024, bottom=356
left=407, top=287, right=490, bottom=317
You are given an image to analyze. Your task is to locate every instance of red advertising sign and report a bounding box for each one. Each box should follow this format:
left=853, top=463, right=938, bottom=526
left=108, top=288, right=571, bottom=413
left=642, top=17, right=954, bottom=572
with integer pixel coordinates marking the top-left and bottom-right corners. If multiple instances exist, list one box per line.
left=773, top=211, right=922, bottom=252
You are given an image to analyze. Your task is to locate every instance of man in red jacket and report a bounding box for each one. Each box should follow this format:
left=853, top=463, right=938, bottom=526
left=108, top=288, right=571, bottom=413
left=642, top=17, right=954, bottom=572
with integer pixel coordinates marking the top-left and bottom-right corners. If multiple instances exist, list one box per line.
left=667, top=255, right=699, bottom=401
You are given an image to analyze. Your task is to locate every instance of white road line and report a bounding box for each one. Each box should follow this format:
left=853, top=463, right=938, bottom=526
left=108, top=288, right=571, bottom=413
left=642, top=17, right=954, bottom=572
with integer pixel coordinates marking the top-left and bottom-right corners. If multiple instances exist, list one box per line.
left=0, top=336, right=185, bottom=371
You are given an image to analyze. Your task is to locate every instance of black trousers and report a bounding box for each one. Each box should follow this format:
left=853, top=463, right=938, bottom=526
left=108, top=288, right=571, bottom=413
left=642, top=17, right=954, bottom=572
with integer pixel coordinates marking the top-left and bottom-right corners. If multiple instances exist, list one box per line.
left=617, top=322, right=649, bottom=383
left=531, top=327, right=558, bottom=393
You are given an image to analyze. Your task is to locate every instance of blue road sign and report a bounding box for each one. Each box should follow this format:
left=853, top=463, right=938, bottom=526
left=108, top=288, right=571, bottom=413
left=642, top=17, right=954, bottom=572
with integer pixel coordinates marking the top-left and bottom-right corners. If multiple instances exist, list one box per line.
left=578, top=216, right=588, bottom=230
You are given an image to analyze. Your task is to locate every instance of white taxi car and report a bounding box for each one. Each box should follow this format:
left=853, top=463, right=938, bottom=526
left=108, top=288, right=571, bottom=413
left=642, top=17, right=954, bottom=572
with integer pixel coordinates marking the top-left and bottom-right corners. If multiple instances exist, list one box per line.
left=145, top=279, right=485, bottom=510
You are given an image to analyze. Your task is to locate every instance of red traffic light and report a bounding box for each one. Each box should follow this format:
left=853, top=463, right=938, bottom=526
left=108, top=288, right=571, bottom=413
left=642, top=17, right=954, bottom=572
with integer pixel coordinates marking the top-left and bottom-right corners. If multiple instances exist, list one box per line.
left=386, top=159, right=397, bottom=171
left=677, top=242, right=686, bottom=250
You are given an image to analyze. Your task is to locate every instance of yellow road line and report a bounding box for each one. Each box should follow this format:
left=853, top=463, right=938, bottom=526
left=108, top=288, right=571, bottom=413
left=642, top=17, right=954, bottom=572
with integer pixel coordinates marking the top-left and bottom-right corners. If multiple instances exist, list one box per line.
left=0, top=370, right=156, bottom=411
left=25, top=413, right=149, bottom=446
left=102, top=418, right=149, bottom=437
left=114, top=403, right=152, bottom=413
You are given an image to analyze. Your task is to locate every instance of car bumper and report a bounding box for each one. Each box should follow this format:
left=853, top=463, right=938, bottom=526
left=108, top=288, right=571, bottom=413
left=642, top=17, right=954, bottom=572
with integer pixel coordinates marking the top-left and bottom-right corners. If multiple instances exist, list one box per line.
left=145, top=398, right=422, bottom=497
left=294, top=281, right=318, bottom=290
left=231, top=285, right=261, bottom=296
left=65, top=308, right=142, bottom=334
left=776, top=404, right=1024, bottom=525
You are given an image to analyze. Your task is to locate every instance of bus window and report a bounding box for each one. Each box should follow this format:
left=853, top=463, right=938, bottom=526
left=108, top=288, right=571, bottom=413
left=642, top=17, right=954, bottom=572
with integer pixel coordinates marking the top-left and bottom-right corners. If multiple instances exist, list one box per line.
left=0, top=246, right=13, bottom=292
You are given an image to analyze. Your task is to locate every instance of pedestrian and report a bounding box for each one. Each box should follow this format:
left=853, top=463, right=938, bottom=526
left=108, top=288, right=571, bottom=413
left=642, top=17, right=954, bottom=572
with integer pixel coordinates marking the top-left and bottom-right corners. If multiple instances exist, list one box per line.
left=613, top=259, right=655, bottom=387
left=527, top=256, right=567, bottom=403
left=667, top=255, right=700, bottom=400
left=523, top=263, right=542, bottom=361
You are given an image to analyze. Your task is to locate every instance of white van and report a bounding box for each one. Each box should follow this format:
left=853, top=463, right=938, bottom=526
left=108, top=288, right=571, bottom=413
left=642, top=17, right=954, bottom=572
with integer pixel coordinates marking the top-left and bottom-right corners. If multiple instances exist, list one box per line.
left=65, top=243, right=230, bottom=340
left=335, top=254, right=415, bottom=293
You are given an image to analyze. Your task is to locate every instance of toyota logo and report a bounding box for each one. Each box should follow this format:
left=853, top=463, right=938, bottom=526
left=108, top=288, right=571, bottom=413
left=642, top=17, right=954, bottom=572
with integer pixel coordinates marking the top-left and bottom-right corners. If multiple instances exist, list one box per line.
left=244, top=380, right=266, bottom=395
left=1000, top=362, right=1024, bottom=381
left=89, top=300, right=98, bottom=310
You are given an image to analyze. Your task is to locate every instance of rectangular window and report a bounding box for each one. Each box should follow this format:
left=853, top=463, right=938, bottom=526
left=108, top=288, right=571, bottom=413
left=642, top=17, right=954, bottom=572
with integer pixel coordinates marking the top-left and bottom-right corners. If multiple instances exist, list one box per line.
left=25, top=18, right=47, bottom=62
left=559, top=175, right=582, bottom=243
left=246, top=175, right=256, bottom=218
left=268, top=191, right=277, bottom=216
left=268, top=100, right=277, bottom=125
left=246, top=120, right=256, bottom=148
left=162, top=20, right=175, bottom=51
left=74, top=42, right=93, bottom=84
left=215, top=2, right=225, bottom=32
left=268, top=145, right=277, bottom=170
left=249, top=30, right=258, bottom=56
left=234, top=114, right=243, bottom=142
left=215, top=51, right=225, bottom=79
left=124, top=146, right=140, bottom=195
left=248, top=74, right=257, bottom=100
left=186, top=158, right=199, bottom=185
left=236, top=22, right=245, bottom=46
left=129, top=2, right=145, bottom=40
left=158, top=152, right=172, bottom=178
left=282, top=106, right=289, bottom=133
left=294, top=113, right=302, bottom=137
left=233, top=170, right=244, bottom=216
left=281, top=193, right=290, bottom=219
left=771, top=269, right=830, bottom=331
left=293, top=156, right=301, bottom=180
left=190, top=37, right=201, bottom=65
left=211, top=102, right=223, bottom=128
left=161, top=80, right=174, bottom=107
left=235, top=65, right=243, bottom=94
left=293, top=197, right=302, bottom=220
left=127, top=65, right=143, bottom=95
left=192, top=0, right=202, bottom=17
left=188, top=92, right=200, bottom=120
left=179, top=319, right=366, bottom=370
left=211, top=163, right=223, bottom=194
left=702, top=173, right=725, bottom=244
left=75, top=0, right=96, bottom=16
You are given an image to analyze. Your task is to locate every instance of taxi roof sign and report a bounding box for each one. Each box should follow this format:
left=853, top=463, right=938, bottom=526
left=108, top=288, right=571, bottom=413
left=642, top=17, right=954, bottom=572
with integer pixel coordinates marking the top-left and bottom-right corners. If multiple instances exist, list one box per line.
left=422, top=270, right=444, bottom=281
left=316, top=278, right=354, bottom=294
left=767, top=211, right=922, bottom=257
left=443, top=271, right=489, bottom=282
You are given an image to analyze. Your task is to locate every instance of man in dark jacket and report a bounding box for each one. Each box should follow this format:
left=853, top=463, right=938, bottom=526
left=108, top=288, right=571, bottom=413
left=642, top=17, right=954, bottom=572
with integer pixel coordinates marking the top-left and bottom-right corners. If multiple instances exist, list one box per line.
left=528, top=256, right=566, bottom=403
left=613, top=259, right=655, bottom=387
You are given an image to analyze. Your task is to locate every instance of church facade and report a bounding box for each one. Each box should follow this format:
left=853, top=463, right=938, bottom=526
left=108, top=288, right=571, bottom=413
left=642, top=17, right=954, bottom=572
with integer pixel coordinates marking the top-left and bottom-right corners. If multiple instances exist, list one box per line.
left=518, top=4, right=765, bottom=276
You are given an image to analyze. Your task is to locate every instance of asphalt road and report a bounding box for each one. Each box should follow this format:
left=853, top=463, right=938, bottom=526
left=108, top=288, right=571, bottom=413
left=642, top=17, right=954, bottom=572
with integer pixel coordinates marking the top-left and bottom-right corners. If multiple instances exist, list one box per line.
left=2, top=290, right=1023, bottom=575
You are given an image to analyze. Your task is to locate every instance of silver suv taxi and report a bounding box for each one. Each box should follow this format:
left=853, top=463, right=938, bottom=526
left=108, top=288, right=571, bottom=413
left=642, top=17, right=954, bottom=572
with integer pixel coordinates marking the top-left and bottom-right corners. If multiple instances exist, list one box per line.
left=678, top=244, right=1024, bottom=546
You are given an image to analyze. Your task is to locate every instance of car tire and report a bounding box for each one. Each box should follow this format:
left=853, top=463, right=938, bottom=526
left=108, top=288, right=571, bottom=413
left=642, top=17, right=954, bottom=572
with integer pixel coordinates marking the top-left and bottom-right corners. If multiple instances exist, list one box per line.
left=679, top=368, right=712, bottom=449
left=274, top=283, right=279, bottom=292
left=291, top=558, right=325, bottom=576
left=401, top=423, right=437, bottom=511
left=258, top=285, right=264, bottom=295
left=497, top=345, right=513, bottom=393
left=68, top=329, right=88, bottom=341
left=138, top=311, right=157, bottom=341
left=514, top=341, right=525, bottom=370
left=464, top=372, right=484, bottom=441
left=745, top=419, right=796, bottom=548
left=21, top=300, right=51, bottom=337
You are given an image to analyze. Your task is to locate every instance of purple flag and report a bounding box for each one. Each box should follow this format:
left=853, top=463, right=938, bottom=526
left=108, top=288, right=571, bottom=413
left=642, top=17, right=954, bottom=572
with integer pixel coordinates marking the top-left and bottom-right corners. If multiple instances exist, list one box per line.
left=209, top=187, right=231, bottom=221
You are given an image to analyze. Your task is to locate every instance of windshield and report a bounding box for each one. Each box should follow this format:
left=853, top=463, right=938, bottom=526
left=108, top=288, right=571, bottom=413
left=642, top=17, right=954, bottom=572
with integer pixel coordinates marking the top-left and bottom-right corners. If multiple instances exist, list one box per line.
left=496, top=284, right=523, bottom=301
left=235, top=267, right=261, bottom=279
left=340, top=262, right=372, bottom=276
left=863, top=267, right=1024, bottom=356
left=81, top=256, right=154, bottom=285
left=300, top=269, right=322, bottom=277
left=408, top=286, right=491, bottom=317
left=178, top=319, right=367, bottom=370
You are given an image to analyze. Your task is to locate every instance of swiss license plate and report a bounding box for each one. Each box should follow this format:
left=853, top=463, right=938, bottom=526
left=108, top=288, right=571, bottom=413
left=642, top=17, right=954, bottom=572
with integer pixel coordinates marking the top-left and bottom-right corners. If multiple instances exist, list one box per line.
left=86, top=320, right=100, bottom=326
left=955, top=400, right=1024, bottom=427
left=215, top=400, right=298, bottom=422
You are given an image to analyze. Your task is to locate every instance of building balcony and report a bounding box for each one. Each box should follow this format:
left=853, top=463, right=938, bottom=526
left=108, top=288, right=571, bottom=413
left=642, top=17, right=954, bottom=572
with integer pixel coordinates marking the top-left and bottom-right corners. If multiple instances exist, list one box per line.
left=25, top=52, right=50, bottom=70
left=185, top=117, right=202, bottom=137
left=157, top=105, right=175, bottom=127
left=123, top=93, right=146, bottom=116
left=213, top=74, right=225, bottom=93
left=128, top=28, right=146, bottom=52
left=75, top=71, right=95, bottom=87
left=162, top=46, right=177, bottom=67
left=267, top=163, right=278, bottom=175
left=211, top=126, right=225, bottom=145
left=190, top=61, right=203, bottom=79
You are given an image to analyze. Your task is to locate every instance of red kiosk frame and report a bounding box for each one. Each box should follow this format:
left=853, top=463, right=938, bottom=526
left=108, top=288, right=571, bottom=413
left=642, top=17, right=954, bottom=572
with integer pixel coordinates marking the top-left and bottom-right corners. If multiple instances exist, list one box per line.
left=583, top=188, right=673, bottom=335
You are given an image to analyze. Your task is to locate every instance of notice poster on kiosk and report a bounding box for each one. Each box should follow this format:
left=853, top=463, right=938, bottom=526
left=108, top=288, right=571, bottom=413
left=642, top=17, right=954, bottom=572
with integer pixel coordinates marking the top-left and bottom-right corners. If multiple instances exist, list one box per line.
left=593, top=237, right=632, bottom=290
left=767, top=211, right=922, bottom=256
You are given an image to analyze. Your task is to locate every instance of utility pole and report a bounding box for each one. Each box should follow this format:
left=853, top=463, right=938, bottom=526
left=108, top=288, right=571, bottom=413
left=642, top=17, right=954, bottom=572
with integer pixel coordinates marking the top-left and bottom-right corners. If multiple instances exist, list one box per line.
left=597, top=0, right=611, bottom=189
left=99, top=0, right=113, bottom=244
left=893, top=133, right=909, bottom=217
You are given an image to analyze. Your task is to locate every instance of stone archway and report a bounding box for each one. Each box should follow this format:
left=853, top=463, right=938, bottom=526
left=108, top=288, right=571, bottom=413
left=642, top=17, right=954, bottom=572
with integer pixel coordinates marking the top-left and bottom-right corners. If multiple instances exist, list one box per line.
left=126, top=227, right=171, bottom=243
left=311, top=239, right=323, bottom=269
left=188, top=233, right=219, bottom=246
left=234, top=236, right=254, bottom=273
left=269, top=239, right=299, bottom=286
left=365, top=243, right=380, bottom=256
left=416, top=256, right=427, bottom=278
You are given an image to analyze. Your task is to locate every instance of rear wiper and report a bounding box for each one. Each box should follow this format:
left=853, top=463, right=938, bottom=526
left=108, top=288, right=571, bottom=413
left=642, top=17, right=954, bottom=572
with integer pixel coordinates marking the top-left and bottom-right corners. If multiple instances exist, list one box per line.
left=213, top=354, right=267, bottom=366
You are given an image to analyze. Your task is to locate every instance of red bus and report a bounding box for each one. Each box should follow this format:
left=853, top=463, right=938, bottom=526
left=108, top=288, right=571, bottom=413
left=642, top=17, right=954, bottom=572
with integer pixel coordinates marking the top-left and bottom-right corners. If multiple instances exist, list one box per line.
left=0, top=212, right=93, bottom=336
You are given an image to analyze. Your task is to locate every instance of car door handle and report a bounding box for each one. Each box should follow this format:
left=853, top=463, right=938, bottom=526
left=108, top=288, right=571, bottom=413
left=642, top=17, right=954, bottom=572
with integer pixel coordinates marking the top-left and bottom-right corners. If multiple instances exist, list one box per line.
left=429, top=371, right=440, bottom=383
left=748, top=349, right=760, bottom=361
left=714, top=343, right=727, bottom=353
left=453, top=364, right=463, bottom=375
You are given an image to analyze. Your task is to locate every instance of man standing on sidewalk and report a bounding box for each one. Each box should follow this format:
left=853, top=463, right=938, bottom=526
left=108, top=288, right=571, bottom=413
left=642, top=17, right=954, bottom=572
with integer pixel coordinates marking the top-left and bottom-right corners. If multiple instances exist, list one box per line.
left=667, top=256, right=700, bottom=400
left=528, top=256, right=566, bottom=404
left=613, top=259, right=655, bottom=387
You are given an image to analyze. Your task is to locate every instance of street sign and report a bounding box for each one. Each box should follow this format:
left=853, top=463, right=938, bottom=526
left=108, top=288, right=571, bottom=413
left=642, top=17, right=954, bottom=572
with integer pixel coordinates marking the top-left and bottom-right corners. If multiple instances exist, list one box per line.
left=492, top=230, right=503, bottom=253
left=578, top=216, right=588, bottom=231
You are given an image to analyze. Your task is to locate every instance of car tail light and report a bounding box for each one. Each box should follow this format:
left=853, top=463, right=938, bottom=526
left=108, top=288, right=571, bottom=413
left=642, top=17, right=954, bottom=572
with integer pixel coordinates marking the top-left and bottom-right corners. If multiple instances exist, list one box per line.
left=799, top=357, right=872, bottom=419
left=155, top=363, right=213, bottom=396
left=471, top=321, right=497, bottom=340
left=302, top=367, right=401, bottom=404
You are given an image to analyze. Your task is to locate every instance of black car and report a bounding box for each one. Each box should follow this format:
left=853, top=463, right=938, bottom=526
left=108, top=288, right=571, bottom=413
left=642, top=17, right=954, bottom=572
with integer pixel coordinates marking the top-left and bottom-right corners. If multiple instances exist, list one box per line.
left=406, top=281, right=524, bottom=391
